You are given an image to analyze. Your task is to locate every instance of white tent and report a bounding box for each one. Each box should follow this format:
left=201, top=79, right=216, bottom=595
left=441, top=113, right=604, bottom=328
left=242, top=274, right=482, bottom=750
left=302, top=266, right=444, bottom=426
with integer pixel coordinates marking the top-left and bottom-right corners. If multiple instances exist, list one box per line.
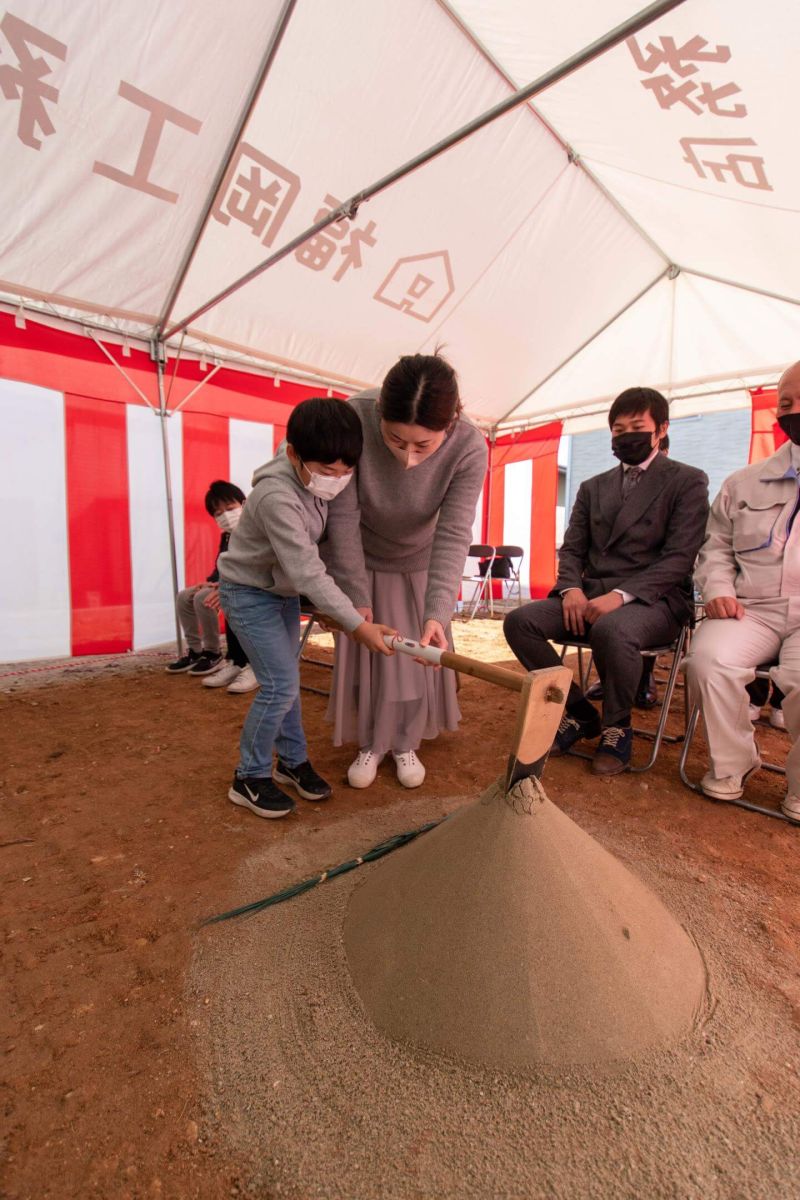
left=2, top=0, right=797, bottom=434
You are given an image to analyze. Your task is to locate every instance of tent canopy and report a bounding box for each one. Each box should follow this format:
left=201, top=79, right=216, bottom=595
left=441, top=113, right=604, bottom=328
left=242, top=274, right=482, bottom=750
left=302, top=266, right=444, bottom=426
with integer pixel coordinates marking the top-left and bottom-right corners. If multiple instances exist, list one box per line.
left=2, top=0, right=798, bottom=430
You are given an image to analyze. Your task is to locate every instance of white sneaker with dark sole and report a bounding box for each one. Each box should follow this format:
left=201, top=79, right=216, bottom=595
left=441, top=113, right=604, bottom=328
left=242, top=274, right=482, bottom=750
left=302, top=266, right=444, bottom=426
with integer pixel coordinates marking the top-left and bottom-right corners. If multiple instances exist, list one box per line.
left=392, top=749, right=425, bottom=788
left=700, top=758, right=761, bottom=801
left=347, top=749, right=384, bottom=788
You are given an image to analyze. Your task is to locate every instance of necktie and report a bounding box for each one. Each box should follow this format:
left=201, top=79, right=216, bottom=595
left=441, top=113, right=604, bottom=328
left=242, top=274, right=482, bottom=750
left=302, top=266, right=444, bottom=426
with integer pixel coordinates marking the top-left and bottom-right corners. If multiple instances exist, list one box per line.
left=622, top=466, right=643, bottom=500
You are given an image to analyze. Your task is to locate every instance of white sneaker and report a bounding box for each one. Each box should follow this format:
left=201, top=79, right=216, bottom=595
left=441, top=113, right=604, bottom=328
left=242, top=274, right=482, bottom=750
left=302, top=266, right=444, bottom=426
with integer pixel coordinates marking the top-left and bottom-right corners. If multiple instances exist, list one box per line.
left=700, top=758, right=761, bottom=801
left=202, top=661, right=241, bottom=688
left=227, top=665, right=258, bottom=693
left=348, top=749, right=384, bottom=788
left=748, top=703, right=761, bottom=722
left=781, top=794, right=800, bottom=821
left=392, top=749, right=426, bottom=789
left=769, top=707, right=786, bottom=730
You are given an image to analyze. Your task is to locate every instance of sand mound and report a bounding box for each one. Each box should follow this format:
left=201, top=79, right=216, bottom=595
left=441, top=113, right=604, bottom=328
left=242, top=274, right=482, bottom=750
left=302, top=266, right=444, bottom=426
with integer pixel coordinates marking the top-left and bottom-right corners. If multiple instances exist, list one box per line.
left=344, top=777, right=708, bottom=1068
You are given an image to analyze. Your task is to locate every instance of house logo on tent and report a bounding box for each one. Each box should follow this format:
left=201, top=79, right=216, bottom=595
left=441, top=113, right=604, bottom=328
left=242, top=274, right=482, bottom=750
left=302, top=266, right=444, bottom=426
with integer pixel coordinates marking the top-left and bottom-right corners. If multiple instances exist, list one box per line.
left=374, top=251, right=455, bottom=323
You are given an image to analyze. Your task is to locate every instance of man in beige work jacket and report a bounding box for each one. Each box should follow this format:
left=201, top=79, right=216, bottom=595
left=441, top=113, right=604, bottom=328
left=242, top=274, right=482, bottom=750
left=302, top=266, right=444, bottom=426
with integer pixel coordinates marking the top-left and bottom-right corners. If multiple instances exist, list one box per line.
left=685, top=362, right=800, bottom=820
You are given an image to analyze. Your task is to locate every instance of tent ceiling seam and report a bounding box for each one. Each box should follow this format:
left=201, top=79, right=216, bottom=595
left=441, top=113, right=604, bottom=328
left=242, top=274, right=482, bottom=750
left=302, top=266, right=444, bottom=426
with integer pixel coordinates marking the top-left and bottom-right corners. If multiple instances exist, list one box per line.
left=155, top=0, right=299, bottom=338
left=433, top=0, right=673, bottom=268
left=495, top=267, right=671, bottom=426
left=162, top=0, right=688, bottom=341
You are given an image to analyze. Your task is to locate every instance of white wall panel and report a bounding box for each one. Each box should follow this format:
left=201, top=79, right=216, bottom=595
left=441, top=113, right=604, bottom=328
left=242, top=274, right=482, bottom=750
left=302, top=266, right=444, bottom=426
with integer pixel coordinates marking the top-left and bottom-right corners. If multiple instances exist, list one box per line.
left=0, top=380, right=70, bottom=660
left=502, top=459, right=533, bottom=599
left=229, top=419, right=273, bottom=497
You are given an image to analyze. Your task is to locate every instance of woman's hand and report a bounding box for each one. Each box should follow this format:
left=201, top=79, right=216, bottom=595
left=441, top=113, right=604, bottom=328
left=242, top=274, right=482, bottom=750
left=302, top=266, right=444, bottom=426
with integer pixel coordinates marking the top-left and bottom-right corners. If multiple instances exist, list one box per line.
left=416, top=618, right=447, bottom=667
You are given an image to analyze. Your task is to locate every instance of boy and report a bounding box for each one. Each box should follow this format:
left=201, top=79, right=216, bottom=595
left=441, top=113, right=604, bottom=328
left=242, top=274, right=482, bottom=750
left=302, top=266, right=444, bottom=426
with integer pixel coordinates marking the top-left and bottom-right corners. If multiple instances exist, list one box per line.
left=218, top=397, right=396, bottom=819
left=166, top=480, right=246, bottom=676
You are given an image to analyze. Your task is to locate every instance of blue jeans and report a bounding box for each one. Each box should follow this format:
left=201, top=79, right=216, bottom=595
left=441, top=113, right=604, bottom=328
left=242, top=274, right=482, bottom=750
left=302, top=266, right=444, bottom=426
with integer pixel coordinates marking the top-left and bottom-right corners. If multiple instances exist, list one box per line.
left=218, top=583, right=307, bottom=778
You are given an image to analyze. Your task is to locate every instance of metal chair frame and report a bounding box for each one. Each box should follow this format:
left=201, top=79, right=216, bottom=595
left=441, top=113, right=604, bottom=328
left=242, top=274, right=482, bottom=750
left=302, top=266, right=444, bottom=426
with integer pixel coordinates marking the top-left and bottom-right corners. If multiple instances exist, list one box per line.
left=460, top=544, right=496, bottom=620
left=679, top=662, right=795, bottom=824
left=492, top=544, right=525, bottom=611
left=557, top=624, right=690, bottom=772
left=298, top=612, right=332, bottom=697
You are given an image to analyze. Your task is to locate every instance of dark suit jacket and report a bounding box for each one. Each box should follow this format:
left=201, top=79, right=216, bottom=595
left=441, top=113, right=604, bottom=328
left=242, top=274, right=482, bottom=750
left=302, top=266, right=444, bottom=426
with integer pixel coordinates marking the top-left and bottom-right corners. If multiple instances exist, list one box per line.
left=553, top=454, right=709, bottom=624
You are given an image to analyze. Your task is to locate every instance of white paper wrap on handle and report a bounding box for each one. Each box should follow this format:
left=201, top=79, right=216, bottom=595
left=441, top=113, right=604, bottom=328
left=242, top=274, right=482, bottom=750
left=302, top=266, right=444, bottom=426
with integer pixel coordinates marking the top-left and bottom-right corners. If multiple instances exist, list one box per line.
left=384, top=634, right=444, bottom=665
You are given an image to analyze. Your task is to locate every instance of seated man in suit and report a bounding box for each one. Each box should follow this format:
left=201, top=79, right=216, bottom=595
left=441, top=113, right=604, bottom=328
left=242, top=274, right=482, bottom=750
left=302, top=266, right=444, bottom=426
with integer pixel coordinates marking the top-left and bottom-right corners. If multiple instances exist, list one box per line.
left=504, top=387, right=709, bottom=775
left=684, top=362, right=800, bottom=820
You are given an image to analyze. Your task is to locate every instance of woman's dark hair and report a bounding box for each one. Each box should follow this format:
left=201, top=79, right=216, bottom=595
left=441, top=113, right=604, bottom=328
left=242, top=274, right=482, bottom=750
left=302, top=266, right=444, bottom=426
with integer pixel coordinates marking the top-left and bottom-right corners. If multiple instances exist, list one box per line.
left=204, top=479, right=246, bottom=516
left=378, top=353, right=461, bottom=432
left=286, top=397, right=363, bottom=466
left=608, top=386, right=669, bottom=429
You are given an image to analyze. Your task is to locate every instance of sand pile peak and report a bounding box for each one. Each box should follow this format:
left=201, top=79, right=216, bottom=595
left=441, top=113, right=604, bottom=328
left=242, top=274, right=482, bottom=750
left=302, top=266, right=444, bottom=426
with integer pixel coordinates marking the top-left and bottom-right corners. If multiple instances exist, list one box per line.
left=344, top=777, right=707, bottom=1069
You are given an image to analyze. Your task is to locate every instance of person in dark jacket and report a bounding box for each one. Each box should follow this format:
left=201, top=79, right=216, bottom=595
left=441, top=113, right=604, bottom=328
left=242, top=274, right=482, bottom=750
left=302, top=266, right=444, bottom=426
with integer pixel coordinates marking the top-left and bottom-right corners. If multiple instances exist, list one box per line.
left=504, top=387, right=709, bottom=775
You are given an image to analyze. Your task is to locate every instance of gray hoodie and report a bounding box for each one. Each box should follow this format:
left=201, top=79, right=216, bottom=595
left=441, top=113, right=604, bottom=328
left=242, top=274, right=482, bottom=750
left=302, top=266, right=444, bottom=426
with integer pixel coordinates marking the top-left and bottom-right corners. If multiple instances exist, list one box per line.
left=218, top=449, right=364, bottom=632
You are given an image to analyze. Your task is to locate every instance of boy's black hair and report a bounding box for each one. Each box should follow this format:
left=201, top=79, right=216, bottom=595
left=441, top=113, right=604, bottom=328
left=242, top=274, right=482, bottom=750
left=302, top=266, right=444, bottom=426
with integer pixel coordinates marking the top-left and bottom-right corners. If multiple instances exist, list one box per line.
left=286, top=397, right=363, bottom=466
left=608, top=386, right=669, bottom=430
left=204, top=479, right=246, bottom=516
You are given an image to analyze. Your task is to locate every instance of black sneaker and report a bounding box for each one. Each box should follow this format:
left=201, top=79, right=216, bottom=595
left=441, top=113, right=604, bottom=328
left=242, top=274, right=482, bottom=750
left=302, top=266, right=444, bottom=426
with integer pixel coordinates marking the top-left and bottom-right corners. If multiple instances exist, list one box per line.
left=585, top=680, right=604, bottom=701
left=273, top=759, right=332, bottom=801
left=592, top=726, right=633, bottom=776
left=551, top=711, right=602, bottom=756
left=188, top=652, right=223, bottom=676
left=228, top=775, right=295, bottom=819
left=166, top=649, right=201, bottom=673
left=634, top=674, right=659, bottom=709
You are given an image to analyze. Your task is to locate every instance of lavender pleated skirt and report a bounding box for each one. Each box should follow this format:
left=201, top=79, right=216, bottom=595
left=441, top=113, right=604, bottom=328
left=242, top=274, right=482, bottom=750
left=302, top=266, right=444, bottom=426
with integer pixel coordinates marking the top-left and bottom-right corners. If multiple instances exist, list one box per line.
left=326, top=569, right=461, bottom=755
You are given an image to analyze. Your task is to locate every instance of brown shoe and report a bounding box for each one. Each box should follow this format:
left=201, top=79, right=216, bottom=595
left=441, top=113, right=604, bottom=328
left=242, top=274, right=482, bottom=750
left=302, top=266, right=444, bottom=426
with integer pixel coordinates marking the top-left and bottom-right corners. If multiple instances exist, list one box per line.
left=591, top=726, right=632, bottom=775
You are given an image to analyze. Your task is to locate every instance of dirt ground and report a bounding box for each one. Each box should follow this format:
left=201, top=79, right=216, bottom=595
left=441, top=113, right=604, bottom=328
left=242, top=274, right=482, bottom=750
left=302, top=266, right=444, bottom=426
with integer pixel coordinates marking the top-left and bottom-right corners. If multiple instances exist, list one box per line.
left=1, top=621, right=799, bottom=1199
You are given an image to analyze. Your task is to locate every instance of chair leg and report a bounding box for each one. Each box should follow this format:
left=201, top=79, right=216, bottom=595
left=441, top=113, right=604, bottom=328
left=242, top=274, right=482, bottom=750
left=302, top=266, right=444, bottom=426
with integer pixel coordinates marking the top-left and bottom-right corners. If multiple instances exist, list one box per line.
left=629, top=631, right=687, bottom=772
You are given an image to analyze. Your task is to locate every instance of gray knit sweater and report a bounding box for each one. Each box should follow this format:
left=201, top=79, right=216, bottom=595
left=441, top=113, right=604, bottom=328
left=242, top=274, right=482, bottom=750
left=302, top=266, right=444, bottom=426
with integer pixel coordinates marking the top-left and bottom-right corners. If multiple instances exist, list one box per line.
left=322, top=390, right=487, bottom=626
left=217, top=451, right=364, bottom=632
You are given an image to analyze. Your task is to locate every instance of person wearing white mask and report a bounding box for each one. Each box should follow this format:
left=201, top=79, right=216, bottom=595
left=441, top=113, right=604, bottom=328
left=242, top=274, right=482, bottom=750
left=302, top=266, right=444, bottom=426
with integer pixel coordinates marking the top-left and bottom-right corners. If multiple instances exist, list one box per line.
left=322, top=353, right=487, bottom=789
left=217, top=397, right=397, bottom=820
left=166, top=480, right=247, bottom=677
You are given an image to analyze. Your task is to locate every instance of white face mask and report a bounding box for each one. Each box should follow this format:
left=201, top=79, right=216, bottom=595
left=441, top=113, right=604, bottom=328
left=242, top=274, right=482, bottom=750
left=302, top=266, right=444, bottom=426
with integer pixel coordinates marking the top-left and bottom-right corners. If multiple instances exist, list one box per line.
left=302, top=466, right=353, bottom=501
left=214, top=508, right=241, bottom=532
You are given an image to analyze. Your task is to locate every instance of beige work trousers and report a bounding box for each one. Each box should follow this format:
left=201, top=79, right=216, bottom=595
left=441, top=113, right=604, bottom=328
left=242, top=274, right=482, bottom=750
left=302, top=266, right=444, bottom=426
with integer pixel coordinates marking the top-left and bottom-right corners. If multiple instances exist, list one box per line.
left=684, top=597, right=800, bottom=793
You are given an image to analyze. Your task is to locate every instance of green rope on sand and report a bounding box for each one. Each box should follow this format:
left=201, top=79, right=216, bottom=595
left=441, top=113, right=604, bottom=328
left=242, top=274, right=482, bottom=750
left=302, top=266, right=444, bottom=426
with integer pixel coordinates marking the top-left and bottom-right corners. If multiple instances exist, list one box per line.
left=201, top=818, right=443, bottom=926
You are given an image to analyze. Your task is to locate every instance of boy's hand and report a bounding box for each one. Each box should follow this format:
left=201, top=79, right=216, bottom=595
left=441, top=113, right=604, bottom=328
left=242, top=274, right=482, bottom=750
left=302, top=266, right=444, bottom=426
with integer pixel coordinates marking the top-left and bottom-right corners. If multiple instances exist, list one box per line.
left=352, top=621, right=397, bottom=656
left=203, top=583, right=221, bottom=612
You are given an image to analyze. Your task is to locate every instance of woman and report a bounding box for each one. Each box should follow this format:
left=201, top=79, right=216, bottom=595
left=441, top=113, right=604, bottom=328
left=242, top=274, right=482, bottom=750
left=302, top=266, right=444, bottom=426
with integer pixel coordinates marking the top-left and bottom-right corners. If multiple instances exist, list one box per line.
left=323, top=353, right=487, bottom=788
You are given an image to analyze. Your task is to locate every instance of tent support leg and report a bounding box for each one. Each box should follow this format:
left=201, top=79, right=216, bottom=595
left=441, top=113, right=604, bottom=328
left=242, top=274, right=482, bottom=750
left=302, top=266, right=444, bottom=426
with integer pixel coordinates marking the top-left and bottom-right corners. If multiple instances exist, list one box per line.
left=156, top=354, right=183, bottom=656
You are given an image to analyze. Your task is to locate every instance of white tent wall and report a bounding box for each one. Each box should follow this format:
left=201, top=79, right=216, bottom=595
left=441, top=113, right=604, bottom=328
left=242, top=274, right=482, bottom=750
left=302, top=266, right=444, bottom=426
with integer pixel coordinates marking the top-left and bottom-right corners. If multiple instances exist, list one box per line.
left=0, top=379, right=71, bottom=661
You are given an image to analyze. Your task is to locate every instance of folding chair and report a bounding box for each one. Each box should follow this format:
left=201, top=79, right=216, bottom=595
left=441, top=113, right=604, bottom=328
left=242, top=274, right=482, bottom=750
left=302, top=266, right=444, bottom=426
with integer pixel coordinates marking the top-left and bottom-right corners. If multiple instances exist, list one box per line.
left=679, top=661, right=795, bottom=823
left=459, top=544, right=496, bottom=619
left=557, top=624, right=691, bottom=772
left=492, top=545, right=525, bottom=610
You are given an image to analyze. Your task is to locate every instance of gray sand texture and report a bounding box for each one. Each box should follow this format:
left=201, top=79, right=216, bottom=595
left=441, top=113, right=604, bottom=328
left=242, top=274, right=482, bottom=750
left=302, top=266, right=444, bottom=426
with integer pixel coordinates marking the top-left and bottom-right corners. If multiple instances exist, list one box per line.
left=345, top=777, right=707, bottom=1068
left=192, top=791, right=800, bottom=1199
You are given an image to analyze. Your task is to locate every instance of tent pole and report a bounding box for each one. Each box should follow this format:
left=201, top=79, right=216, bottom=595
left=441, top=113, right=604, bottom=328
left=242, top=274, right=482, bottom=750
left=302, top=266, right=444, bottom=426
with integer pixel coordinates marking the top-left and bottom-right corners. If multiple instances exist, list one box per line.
left=156, top=349, right=184, bottom=655
left=163, top=0, right=688, bottom=341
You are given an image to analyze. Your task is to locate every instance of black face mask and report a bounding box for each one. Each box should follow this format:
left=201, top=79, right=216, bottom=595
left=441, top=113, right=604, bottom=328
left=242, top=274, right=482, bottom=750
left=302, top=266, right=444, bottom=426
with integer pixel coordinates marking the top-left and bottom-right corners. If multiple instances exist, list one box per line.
left=611, top=432, right=654, bottom=466
left=778, top=413, right=800, bottom=446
